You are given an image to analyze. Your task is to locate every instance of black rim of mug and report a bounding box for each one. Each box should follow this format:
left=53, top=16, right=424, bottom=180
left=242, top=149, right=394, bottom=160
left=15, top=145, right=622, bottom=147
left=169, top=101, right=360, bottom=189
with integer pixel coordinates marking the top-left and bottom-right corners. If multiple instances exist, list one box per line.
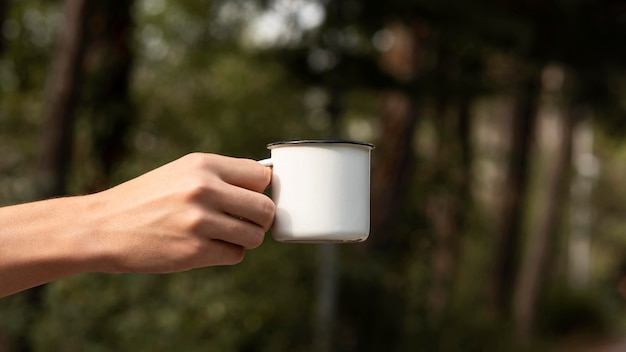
left=266, top=140, right=375, bottom=149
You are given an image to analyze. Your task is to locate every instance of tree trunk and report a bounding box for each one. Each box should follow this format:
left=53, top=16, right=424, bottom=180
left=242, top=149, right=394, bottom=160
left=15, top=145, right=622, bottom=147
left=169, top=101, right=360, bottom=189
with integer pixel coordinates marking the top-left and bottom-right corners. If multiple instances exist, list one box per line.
left=513, top=105, right=574, bottom=341
left=35, top=0, right=90, bottom=199
left=490, top=74, right=540, bottom=318
left=568, top=117, right=596, bottom=289
left=369, top=20, right=421, bottom=248
left=340, top=20, right=421, bottom=352
left=0, top=0, right=8, bottom=55
left=371, top=90, right=417, bottom=240
left=426, top=98, right=472, bottom=324
left=0, top=3, right=12, bottom=350
left=82, top=0, right=135, bottom=192
left=17, top=2, right=90, bottom=351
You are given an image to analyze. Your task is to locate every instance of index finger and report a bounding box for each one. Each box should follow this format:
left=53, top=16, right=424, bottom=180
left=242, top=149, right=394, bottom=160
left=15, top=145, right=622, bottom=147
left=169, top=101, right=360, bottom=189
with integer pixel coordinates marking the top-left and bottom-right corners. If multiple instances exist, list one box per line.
left=202, top=154, right=272, bottom=193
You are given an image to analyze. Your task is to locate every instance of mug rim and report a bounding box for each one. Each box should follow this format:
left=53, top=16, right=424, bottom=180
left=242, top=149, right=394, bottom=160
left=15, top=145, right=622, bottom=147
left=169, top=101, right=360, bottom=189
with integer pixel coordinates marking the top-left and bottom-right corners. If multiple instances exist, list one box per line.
left=267, top=140, right=375, bottom=149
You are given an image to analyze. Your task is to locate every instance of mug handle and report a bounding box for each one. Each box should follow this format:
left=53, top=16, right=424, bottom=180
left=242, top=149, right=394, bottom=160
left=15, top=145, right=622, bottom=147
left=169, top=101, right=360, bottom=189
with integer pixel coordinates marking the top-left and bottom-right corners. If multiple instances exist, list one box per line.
left=258, top=158, right=273, bottom=167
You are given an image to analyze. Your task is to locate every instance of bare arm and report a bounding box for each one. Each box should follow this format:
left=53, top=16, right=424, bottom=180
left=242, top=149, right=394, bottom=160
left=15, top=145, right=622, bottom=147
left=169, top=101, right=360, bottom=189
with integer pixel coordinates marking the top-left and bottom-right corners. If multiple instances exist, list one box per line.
left=0, top=153, right=274, bottom=298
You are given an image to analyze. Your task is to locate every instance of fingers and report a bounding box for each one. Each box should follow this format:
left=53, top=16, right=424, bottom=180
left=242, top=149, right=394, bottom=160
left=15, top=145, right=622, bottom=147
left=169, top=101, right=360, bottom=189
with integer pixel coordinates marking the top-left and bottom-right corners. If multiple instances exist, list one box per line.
left=194, top=153, right=271, bottom=193
left=205, top=240, right=245, bottom=266
left=217, top=183, right=275, bottom=231
left=186, top=152, right=275, bottom=230
left=178, top=153, right=275, bottom=261
left=197, top=181, right=273, bottom=249
left=196, top=211, right=267, bottom=249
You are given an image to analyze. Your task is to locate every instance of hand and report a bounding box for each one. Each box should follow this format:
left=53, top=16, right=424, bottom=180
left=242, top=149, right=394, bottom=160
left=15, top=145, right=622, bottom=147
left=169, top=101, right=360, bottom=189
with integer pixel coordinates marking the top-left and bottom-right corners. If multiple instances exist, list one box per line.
left=87, top=153, right=274, bottom=273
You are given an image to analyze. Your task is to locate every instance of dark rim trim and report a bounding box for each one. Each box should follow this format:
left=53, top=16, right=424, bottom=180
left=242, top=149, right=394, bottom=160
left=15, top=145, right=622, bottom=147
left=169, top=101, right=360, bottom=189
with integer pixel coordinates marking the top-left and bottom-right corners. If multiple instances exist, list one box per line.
left=267, top=140, right=375, bottom=149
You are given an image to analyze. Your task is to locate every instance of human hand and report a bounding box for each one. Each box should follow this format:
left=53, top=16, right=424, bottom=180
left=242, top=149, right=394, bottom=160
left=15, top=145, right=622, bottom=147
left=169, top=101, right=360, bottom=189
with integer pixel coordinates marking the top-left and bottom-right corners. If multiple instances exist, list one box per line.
left=85, top=153, right=274, bottom=274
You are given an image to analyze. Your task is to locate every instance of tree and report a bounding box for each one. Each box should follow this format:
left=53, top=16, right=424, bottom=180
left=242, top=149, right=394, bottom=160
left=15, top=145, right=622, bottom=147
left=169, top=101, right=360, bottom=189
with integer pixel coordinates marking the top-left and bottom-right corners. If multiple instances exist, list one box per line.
left=80, top=0, right=135, bottom=192
left=35, top=0, right=89, bottom=199
left=514, top=90, right=574, bottom=341
left=9, top=2, right=90, bottom=350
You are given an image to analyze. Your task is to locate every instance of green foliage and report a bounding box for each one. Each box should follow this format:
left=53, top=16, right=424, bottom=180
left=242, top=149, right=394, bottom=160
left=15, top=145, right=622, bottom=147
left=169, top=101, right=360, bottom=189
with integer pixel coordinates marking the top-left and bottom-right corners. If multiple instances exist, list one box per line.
left=0, top=1, right=60, bottom=204
left=27, top=242, right=317, bottom=351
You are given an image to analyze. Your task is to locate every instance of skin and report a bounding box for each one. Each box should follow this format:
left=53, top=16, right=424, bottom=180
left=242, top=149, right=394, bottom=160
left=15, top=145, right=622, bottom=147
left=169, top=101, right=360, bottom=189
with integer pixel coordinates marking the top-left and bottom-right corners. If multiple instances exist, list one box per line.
left=0, top=153, right=275, bottom=298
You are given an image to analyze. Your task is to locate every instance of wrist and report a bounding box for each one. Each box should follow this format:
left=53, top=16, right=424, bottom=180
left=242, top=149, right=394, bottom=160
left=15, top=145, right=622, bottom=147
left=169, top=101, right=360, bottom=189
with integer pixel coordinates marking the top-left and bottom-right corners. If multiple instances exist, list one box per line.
left=68, top=193, right=116, bottom=274
left=41, top=195, right=107, bottom=275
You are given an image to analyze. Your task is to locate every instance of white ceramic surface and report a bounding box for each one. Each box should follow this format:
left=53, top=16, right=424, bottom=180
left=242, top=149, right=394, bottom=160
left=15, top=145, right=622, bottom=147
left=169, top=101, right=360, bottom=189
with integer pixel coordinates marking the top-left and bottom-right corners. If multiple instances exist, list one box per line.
left=259, top=140, right=374, bottom=243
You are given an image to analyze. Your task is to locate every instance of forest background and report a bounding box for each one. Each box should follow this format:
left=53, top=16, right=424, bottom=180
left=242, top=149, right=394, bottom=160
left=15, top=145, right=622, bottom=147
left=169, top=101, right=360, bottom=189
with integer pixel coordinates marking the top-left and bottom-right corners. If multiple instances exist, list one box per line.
left=2, top=0, right=626, bottom=351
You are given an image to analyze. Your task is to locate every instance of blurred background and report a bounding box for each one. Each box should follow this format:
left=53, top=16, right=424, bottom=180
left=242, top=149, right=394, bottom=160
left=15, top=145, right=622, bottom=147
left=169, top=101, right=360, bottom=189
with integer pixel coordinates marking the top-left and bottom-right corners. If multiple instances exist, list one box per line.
left=1, top=0, right=626, bottom=351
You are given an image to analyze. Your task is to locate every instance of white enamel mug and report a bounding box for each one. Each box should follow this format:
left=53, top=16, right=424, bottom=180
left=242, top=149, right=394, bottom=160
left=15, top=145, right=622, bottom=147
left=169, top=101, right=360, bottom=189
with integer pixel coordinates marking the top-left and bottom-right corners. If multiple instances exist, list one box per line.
left=259, top=140, right=375, bottom=243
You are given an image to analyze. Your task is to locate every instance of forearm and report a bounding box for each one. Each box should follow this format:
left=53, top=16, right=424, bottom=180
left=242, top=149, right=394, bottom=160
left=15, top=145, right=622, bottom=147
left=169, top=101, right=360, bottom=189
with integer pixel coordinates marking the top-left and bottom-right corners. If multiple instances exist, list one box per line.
left=0, top=195, right=100, bottom=298
left=0, top=153, right=274, bottom=298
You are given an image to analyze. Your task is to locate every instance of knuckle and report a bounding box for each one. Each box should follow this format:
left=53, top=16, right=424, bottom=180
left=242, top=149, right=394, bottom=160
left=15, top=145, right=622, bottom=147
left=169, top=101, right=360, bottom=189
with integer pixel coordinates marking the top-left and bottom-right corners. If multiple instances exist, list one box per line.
left=185, top=177, right=222, bottom=202
left=179, top=241, right=206, bottom=267
left=183, top=152, right=207, bottom=166
left=183, top=152, right=221, bottom=171
left=181, top=208, right=208, bottom=233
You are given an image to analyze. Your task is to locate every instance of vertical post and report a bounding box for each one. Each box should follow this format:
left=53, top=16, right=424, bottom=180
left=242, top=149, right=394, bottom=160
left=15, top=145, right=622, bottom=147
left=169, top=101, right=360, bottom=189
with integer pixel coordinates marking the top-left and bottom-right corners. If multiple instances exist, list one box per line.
left=314, top=73, right=342, bottom=352
left=314, top=1, right=344, bottom=350
left=315, top=242, right=338, bottom=352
